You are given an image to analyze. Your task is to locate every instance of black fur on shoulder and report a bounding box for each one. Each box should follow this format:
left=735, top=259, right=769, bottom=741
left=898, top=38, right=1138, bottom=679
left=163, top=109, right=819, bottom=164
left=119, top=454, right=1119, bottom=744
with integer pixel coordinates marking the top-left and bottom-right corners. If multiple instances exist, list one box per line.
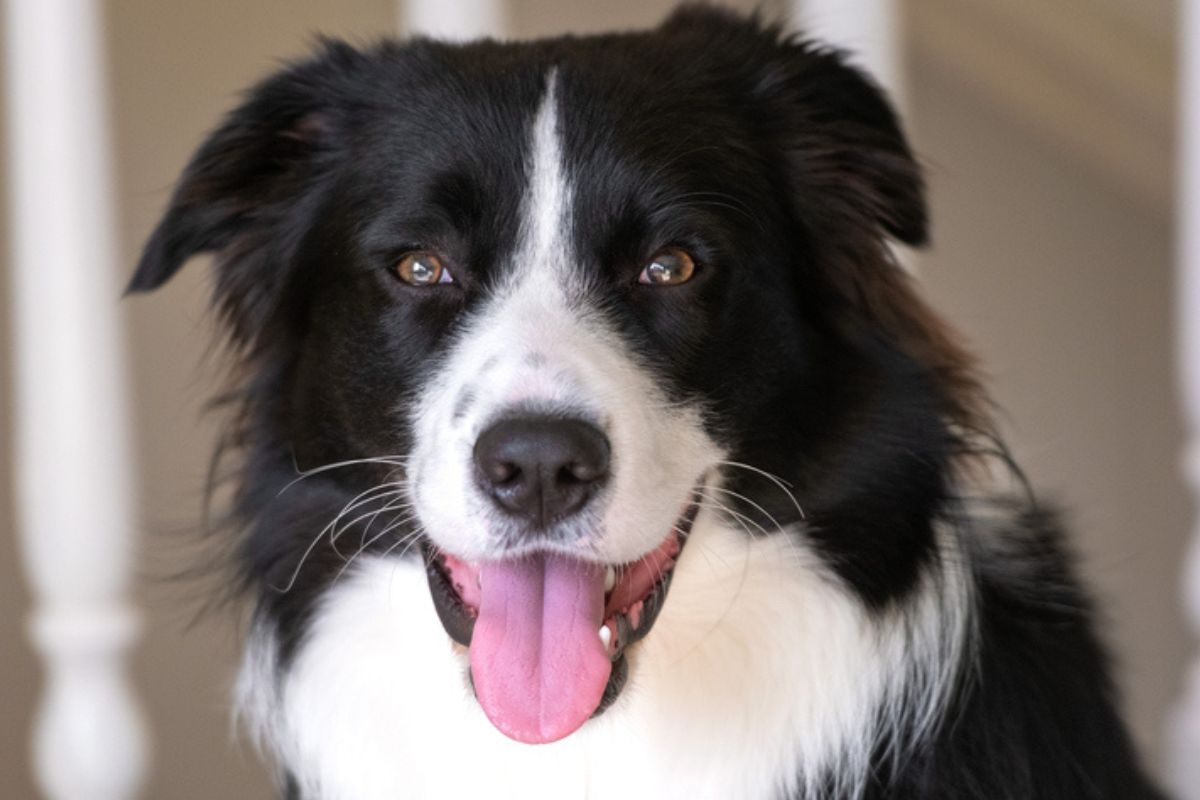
left=864, top=501, right=1166, bottom=799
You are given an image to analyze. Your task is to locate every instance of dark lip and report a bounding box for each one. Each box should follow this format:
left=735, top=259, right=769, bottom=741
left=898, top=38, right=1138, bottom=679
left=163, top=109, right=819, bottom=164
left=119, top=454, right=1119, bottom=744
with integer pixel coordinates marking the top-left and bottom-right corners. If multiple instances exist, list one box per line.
left=420, top=493, right=703, bottom=718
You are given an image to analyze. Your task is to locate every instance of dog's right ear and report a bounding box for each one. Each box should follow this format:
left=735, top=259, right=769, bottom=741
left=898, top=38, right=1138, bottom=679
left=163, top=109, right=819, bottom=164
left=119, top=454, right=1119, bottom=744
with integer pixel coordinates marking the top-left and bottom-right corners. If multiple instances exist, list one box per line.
left=127, top=40, right=364, bottom=325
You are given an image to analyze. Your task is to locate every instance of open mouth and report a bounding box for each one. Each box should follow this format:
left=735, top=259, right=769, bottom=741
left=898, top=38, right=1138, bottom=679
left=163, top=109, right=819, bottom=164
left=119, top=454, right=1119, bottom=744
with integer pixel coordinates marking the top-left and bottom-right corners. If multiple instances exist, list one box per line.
left=421, top=497, right=702, bottom=744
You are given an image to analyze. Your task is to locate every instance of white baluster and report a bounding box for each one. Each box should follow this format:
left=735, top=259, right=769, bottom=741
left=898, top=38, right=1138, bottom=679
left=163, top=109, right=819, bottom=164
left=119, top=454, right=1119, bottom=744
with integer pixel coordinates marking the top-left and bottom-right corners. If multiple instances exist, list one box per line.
left=3, top=0, right=147, bottom=798
left=791, top=0, right=904, bottom=103
left=400, top=0, right=507, bottom=40
left=1172, top=2, right=1200, bottom=796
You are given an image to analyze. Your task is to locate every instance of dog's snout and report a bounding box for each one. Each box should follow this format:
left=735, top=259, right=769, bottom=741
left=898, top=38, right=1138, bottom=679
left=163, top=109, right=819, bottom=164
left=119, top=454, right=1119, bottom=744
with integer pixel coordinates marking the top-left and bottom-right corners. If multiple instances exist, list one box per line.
left=473, top=416, right=610, bottom=528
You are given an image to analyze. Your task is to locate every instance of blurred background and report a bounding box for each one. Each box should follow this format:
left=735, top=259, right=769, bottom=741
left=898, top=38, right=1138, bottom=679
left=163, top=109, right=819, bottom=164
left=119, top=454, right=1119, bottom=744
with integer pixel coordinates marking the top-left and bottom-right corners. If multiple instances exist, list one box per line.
left=1, top=0, right=1190, bottom=798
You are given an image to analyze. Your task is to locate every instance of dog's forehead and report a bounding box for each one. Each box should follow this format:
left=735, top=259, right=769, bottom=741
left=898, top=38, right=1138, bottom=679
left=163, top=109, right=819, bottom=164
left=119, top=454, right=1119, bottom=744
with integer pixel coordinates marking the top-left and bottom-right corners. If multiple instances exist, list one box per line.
left=352, top=43, right=751, bottom=204
left=341, top=50, right=762, bottom=304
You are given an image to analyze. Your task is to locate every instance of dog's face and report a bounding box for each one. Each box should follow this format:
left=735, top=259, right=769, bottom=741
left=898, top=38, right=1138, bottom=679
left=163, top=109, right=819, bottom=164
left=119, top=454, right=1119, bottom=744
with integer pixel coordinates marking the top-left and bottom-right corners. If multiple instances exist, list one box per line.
left=131, top=8, right=963, bottom=746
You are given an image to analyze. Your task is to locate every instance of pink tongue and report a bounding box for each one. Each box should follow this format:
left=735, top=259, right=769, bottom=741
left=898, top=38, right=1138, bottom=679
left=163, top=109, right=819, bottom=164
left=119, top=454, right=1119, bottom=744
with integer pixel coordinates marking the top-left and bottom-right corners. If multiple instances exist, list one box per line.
left=470, top=553, right=611, bottom=744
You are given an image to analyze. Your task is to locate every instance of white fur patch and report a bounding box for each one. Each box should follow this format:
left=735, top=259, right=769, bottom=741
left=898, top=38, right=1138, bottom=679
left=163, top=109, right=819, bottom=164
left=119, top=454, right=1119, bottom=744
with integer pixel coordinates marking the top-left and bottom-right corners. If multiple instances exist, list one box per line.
left=238, top=511, right=973, bottom=799
left=408, top=70, right=719, bottom=564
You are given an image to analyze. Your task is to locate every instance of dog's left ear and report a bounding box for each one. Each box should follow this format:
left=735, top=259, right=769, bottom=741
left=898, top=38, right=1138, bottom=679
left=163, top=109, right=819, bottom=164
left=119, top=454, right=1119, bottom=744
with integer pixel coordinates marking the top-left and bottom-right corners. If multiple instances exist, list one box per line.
left=658, top=7, right=924, bottom=247
left=764, top=42, right=928, bottom=248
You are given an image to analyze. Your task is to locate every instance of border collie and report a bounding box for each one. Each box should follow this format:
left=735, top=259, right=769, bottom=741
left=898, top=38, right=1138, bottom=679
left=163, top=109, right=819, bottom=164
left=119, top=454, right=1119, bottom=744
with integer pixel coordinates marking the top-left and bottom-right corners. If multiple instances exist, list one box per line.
left=128, top=7, right=1164, bottom=798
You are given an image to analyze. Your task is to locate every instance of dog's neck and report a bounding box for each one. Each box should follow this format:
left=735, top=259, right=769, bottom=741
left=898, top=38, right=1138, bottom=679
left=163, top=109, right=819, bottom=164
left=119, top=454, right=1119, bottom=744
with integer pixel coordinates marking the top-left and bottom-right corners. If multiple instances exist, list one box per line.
left=239, top=510, right=970, bottom=799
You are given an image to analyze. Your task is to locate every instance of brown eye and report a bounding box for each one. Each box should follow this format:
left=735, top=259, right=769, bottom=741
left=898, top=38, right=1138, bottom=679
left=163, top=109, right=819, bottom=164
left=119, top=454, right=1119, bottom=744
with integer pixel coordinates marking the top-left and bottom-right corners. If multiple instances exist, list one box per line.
left=395, top=251, right=453, bottom=286
left=638, top=248, right=696, bottom=286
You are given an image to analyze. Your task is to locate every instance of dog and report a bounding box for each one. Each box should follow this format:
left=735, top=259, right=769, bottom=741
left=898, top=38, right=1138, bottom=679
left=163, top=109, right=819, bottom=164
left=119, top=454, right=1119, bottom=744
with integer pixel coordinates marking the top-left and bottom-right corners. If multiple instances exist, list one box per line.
left=127, top=6, right=1165, bottom=798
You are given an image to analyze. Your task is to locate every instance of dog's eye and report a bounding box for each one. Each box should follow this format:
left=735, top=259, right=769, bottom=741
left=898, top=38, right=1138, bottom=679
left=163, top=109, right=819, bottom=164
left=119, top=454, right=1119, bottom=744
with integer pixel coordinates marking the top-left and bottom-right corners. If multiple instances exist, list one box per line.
left=638, top=248, right=696, bottom=286
left=395, top=252, right=454, bottom=286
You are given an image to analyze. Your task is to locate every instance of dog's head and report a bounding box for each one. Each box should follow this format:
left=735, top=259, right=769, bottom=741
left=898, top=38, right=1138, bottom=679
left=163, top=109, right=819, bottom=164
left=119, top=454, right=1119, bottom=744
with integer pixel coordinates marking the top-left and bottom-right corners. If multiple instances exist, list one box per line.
left=130, top=7, right=976, bottom=744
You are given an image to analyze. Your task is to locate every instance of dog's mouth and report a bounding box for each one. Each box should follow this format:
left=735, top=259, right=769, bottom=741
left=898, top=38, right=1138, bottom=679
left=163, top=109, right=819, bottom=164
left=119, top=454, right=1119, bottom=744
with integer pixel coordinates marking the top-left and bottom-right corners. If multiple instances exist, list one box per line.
left=421, top=497, right=701, bottom=745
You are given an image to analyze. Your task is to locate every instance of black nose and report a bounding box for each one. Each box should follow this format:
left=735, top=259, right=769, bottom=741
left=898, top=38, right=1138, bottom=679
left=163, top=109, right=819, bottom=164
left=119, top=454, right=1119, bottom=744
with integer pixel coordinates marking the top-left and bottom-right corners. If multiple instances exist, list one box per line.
left=473, top=416, right=610, bottom=527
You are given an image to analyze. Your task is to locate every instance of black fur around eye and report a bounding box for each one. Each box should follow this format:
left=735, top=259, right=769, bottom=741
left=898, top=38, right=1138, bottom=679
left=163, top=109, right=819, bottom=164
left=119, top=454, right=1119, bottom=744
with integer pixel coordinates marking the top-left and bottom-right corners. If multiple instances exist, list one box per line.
left=638, top=248, right=696, bottom=286
left=395, top=251, right=454, bottom=287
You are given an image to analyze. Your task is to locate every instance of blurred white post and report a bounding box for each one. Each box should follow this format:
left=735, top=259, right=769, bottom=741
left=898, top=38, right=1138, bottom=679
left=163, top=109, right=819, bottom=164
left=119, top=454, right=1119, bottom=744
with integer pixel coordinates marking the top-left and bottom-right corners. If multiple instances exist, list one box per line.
left=399, top=0, right=507, bottom=40
left=1172, top=2, right=1200, bottom=796
left=4, top=0, right=147, bottom=798
left=792, top=0, right=911, bottom=276
left=792, top=0, right=904, bottom=105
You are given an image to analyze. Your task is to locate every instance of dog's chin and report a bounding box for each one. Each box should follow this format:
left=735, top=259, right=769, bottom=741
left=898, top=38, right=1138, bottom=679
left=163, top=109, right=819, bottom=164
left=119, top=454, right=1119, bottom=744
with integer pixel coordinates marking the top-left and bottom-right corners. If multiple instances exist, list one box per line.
left=420, top=497, right=702, bottom=744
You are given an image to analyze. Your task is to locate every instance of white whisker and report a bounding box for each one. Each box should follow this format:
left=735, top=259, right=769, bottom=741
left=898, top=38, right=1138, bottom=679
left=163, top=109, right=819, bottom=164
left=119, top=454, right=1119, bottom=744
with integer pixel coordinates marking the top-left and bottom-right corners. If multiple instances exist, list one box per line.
left=714, top=459, right=806, bottom=520
left=277, top=454, right=408, bottom=497
left=271, top=480, right=408, bottom=593
left=334, top=512, right=420, bottom=584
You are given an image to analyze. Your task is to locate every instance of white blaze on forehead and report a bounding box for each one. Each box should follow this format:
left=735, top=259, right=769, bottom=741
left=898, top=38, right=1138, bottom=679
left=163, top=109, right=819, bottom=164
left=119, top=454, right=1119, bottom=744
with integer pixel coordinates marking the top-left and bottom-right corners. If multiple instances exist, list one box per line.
left=408, top=68, right=720, bottom=564
left=515, top=69, right=572, bottom=289
left=467, top=66, right=593, bottom=413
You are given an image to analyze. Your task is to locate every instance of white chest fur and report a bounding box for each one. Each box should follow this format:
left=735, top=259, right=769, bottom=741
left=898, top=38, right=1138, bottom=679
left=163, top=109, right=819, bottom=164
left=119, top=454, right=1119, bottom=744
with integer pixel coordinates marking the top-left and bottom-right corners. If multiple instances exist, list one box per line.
left=240, top=514, right=963, bottom=800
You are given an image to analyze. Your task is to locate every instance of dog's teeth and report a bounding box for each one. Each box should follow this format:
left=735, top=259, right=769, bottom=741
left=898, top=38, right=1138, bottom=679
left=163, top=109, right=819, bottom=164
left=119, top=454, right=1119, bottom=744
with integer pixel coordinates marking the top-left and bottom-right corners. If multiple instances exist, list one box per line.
left=604, top=566, right=616, bottom=592
left=599, top=625, right=612, bottom=648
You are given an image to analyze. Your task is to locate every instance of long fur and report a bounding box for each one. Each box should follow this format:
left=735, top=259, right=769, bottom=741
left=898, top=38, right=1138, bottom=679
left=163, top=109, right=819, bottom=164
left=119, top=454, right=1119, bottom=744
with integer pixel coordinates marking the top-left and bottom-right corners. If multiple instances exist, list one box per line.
left=129, top=6, right=1163, bottom=798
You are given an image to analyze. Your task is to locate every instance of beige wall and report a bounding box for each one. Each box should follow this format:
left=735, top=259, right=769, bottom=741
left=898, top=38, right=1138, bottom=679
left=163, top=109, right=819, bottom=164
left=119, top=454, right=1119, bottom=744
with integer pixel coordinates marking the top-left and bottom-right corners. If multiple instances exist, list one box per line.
left=0, top=6, right=38, bottom=785
left=2, top=1, right=1187, bottom=797
left=908, top=46, right=1187, bottom=768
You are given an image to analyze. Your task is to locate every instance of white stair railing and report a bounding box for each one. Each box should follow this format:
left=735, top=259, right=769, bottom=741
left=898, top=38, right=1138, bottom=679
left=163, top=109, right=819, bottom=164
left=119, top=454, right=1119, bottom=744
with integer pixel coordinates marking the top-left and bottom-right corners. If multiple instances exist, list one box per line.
left=400, top=0, right=507, bottom=40
left=792, top=0, right=904, bottom=103
left=3, top=0, right=147, bottom=798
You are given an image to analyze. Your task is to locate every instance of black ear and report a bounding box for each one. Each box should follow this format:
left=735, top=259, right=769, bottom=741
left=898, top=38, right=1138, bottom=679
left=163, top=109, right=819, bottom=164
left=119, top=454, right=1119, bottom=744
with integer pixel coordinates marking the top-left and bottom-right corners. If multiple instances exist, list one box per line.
left=776, top=44, right=927, bottom=246
left=127, top=40, right=364, bottom=334
left=659, top=8, right=926, bottom=247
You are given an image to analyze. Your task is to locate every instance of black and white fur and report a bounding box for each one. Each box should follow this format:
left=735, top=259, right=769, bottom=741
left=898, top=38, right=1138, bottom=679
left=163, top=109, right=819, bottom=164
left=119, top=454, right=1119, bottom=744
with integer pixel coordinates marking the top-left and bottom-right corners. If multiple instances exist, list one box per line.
left=129, top=7, right=1163, bottom=798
